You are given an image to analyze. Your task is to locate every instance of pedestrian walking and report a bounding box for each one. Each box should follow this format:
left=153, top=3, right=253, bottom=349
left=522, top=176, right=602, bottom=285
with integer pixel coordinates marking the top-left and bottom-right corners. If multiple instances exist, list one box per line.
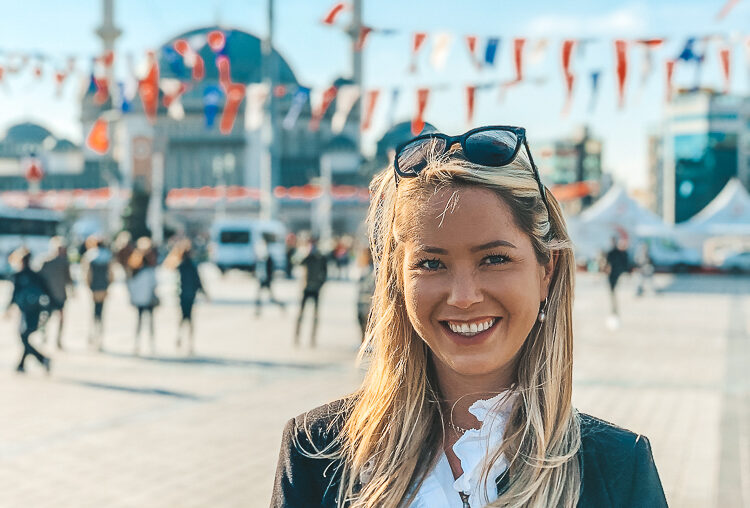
left=604, top=236, right=630, bottom=320
left=3, top=247, right=51, bottom=374
left=634, top=242, right=655, bottom=296
left=165, top=239, right=206, bottom=354
left=127, top=237, right=159, bottom=355
left=81, top=235, right=113, bottom=350
left=293, top=237, right=327, bottom=347
left=38, top=236, right=73, bottom=349
left=255, top=241, right=285, bottom=316
left=284, top=233, right=297, bottom=279
left=272, top=125, right=667, bottom=507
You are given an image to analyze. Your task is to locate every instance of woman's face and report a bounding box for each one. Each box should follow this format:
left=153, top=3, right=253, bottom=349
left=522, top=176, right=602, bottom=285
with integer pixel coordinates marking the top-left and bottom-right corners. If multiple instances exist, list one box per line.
left=401, top=186, right=553, bottom=388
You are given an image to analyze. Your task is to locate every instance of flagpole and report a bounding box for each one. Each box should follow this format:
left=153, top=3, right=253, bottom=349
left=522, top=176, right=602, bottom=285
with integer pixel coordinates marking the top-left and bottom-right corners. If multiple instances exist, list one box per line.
left=260, top=0, right=278, bottom=220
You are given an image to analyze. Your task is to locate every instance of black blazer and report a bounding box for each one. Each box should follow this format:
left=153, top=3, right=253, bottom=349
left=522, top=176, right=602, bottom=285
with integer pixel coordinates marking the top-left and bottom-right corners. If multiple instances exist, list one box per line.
left=272, top=400, right=668, bottom=507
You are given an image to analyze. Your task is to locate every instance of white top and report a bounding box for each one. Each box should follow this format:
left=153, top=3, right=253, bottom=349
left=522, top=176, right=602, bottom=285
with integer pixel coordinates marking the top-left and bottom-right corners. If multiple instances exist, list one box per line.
left=408, top=391, right=515, bottom=508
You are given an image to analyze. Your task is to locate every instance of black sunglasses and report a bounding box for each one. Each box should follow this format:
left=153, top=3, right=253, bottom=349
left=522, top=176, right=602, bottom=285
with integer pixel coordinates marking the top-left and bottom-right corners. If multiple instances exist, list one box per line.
left=393, top=125, right=550, bottom=212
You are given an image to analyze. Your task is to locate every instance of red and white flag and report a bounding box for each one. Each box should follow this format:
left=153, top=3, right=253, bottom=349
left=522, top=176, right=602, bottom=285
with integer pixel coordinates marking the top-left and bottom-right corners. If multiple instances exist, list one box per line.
left=614, top=39, right=628, bottom=108
left=561, top=40, right=576, bottom=115
left=411, top=88, right=430, bottom=135
left=220, top=84, right=246, bottom=135
left=430, top=32, right=454, bottom=71
left=86, top=117, right=110, bottom=154
left=361, top=89, right=380, bottom=131
left=513, top=38, right=526, bottom=82
left=245, top=83, right=270, bottom=130
left=665, top=59, right=676, bottom=103
left=719, top=46, right=731, bottom=93
left=331, top=84, right=360, bottom=134
left=410, top=32, right=428, bottom=73
left=716, top=0, right=740, bottom=20
left=466, top=85, right=476, bottom=126
left=356, top=27, right=373, bottom=51
left=528, top=39, right=548, bottom=66
left=160, top=78, right=188, bottom=120
left=174, top=38, right=205, bottom=81
left=138, top=51, right=159, bottom=125
left=465, top=35, right=480, bottom=68
left=310, top=85, right=338, bottom=132
left=322, top=2, right=349, bottom=25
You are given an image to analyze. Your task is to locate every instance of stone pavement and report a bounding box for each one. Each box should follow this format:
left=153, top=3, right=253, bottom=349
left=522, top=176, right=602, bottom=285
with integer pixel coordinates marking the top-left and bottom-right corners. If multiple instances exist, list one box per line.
left=0, top=268, right=747, bottom=507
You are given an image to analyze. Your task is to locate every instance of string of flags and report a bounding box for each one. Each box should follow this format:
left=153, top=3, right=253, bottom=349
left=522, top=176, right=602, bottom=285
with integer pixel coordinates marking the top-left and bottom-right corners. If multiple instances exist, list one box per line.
left=1, top=12, right=750, bottom=155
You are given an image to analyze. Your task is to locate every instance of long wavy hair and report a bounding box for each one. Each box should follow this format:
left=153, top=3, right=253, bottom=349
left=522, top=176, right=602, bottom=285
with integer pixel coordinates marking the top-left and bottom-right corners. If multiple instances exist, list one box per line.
left=319, top=143, right=580, bottom=507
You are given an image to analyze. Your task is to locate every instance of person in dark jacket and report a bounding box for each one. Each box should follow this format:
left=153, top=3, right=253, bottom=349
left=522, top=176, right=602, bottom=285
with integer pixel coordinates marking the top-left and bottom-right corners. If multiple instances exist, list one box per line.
left=293, top=237, right=328, bottom=347
left=38, top=236, right=73, bottom=350
left=255, top=239, right=285, bottom=317
left=605, top=236, right=630, bottom=318
left=4, top=247, right=52, bottom=374
left=81, top=235, right=113, bottom=351
left=165, top=239, right=206, bottom=355
left=272, top=126, right=667, bottom=507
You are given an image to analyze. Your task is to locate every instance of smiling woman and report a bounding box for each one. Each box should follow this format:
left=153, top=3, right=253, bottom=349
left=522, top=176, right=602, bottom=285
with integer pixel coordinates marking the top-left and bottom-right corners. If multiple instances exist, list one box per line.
left=271, top=126, right=668, bottom=508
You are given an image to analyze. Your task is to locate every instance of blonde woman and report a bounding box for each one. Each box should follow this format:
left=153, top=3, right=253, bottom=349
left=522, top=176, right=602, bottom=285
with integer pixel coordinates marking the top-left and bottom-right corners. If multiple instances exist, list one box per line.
left=272, top=126, right=667, bottom=507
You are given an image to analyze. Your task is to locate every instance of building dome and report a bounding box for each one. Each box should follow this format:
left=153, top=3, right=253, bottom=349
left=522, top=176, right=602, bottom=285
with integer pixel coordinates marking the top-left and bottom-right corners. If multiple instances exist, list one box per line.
left=160, top=26, right=299, bottom=85
left=375, top=120, right=438, bottom=158
left=4, top=122, right=53, bottom=145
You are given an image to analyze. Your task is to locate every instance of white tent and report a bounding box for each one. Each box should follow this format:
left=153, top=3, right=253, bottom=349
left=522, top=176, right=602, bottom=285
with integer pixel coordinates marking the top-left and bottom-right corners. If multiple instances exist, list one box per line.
left=568, top=185, right=671, bottom=262
left=675, top=178, right=750, bottom=251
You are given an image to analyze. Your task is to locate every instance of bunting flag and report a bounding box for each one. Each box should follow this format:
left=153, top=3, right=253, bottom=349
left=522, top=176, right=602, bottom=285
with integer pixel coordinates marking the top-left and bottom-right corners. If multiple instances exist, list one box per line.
left=93, top=76, right=109, bottom=105
left=245, top=83, right=269, bottom=130
left=484, top=38, right=500, bottom=66
left=528, top=39, right=548, bottom=65
left=466, top=85, right=476, bottom=125
left=411, top=88, right=430, bottom=135
left=216, top=55, right=233, bottom=92
left=203, top=85, right=223, bottom=128
left=430, top=32, right=454, bottom=71
left=283, top=86, right=309, bottom=130
left=138, top=52, right=159, bottom=125
left=331, top=84, right=360, bottom=133
left=274, top=85, right=287, bottom=97
left=465, top=35, right=480, bottom=68
left=589, top=71, right=601, bottom=112
left=99, top=50, right=115, bottom=68
left=118, top=82, right=132, bottom=113
left=33, top=62, right=43, bottom=79
left=716, top=0, right=741, bottom=20
left=719, top=46, right=731, bottom=93
left=665, top=60, right=676, bottom=103
left=54, top=70, right=67, bottom=97
left=309, top=85, right=338, bottom=131
left=220, top=83, right=246, bottom=134
left=410, top=32, right=428, bottom=72
left=513, top=38, right=526, bottom=82
left=356, top=27, right=373, bottom=51
left=635, top=39, right=665, bottom=96
left=174, top=38, right=205, bottom=81
left=677, top=38, right=702, bottom=62
left=160, top=78, right=188, bottom=120
left=561, top=39, right=576, bottom=115
left=322, top=2, right=348, bottom=25
left=86, top=117, right=110, bottom=154
left=207, top=30, right=226, bottom=53
left=361, top=89, right=380, bottom=131
left=614, top=39, right=628, bottom=108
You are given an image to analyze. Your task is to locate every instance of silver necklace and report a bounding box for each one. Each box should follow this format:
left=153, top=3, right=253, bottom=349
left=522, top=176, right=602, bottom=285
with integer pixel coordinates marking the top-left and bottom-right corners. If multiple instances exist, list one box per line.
left=448, top=420, right=471, bottom=435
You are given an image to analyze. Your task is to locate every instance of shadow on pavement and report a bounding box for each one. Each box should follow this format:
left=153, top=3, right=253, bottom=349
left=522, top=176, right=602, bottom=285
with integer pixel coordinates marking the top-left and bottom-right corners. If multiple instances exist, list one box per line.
left=656, top=274, right=750, bottom=295
left=103, top=351, right=340, bottom=371
left=61, top=379, right=207, bottom=400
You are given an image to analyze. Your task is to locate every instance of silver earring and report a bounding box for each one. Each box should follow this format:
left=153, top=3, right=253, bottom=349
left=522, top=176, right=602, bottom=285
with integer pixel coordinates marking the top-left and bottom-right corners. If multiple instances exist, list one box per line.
left=538, top=297, right=548, bottom=323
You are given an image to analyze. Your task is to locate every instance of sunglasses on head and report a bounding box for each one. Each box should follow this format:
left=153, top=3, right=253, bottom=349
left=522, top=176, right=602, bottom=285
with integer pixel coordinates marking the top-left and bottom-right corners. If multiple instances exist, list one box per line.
left=393, top=125, right=550, bottom=212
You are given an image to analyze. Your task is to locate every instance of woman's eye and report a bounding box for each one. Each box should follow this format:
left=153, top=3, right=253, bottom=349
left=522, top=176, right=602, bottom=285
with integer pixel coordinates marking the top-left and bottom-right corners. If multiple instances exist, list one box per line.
left=483, top=254, right=509, bottom=266
left=417, top=258, right=443, bottom=270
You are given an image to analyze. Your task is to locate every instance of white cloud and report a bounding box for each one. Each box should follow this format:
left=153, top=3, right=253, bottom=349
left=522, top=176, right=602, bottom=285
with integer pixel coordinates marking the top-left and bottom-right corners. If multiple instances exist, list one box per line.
left=525, top=4, right=648, bottom=37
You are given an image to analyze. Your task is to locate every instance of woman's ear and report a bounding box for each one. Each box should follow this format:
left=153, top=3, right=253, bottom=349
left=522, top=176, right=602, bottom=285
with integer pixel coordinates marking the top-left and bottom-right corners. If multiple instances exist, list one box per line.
left=539, top=251, right=557, bottom=300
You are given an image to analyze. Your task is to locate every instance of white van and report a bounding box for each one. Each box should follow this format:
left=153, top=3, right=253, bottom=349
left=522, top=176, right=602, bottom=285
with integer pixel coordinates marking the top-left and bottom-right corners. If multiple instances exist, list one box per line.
left=209, top=219, right=287, bottom=275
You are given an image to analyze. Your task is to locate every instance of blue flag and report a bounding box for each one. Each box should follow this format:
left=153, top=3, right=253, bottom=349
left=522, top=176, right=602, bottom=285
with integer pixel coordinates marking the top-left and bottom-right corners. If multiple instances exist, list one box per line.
left=283, top=87, right=310, bottom=130
left=589, top=71, right=601, bottom=112
left=203, top=85, right=224, bottom=128
left=484, top=38, right=500, bottom=66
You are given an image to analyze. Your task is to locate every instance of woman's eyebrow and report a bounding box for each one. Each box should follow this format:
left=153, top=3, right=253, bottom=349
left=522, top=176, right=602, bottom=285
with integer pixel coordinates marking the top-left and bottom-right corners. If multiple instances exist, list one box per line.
left=470, top=240, right=517, bottom=252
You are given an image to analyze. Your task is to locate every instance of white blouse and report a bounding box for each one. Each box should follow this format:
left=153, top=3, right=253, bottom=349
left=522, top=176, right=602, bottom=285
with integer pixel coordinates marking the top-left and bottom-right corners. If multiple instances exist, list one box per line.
left=408, top=391, right=515, bottom=508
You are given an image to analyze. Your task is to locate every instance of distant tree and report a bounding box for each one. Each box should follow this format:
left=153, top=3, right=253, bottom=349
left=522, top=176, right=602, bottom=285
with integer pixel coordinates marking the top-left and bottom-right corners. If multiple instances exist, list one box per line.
left=122, top=185, right=151, bottom=239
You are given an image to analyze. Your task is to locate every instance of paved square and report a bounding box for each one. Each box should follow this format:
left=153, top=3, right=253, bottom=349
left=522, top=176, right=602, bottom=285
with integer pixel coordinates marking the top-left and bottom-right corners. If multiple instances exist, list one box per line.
left=0, top=268, right=747, bottom=507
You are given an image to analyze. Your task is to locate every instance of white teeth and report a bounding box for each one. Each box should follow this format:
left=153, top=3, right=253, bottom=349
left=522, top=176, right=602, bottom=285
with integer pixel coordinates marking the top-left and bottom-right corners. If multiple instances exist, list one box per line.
left=448, top=318, right=496, bottom=336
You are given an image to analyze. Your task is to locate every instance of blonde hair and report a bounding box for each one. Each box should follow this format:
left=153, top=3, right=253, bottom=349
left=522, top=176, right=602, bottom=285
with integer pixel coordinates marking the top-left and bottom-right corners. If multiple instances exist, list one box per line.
left=312, top=142, right=580, bottom=507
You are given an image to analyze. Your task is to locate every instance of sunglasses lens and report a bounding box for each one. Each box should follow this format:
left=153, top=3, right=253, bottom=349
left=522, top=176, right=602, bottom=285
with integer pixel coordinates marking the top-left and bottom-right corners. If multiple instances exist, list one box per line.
left=397, top=137, right=447, bottom=176
left=464, top=130, right=518, bottom=166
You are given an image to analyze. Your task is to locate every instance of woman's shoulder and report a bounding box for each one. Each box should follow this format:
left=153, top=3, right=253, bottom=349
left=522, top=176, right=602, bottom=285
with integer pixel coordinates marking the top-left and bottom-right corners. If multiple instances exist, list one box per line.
left=287, top=397, right=353, bottom=447
left=577, top=413, right=668, bottom=507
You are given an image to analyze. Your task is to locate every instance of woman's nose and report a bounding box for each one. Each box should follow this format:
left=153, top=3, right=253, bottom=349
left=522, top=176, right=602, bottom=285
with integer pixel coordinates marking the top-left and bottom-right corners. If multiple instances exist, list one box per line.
left=445, top=273, right=483, bottom=309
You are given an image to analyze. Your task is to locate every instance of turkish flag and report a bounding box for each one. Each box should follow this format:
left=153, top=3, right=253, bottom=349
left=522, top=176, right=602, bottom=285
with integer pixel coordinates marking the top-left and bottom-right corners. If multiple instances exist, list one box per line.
left=87, top=118, right=110, bottom=154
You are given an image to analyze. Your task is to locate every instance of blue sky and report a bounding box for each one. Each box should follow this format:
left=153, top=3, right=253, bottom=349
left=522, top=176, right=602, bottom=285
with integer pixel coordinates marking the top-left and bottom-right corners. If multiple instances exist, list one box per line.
left=0, top=0, right=748, bottom=189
